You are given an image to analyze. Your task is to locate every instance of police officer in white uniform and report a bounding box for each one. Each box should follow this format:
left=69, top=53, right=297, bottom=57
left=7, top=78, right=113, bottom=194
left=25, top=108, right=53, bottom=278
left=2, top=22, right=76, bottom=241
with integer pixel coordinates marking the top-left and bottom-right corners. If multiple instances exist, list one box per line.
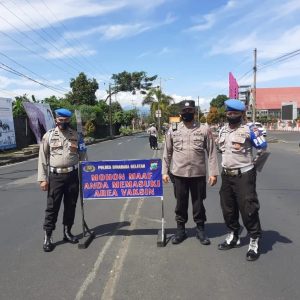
left=162, top=100, right=219, bottom=245
left=38, top=108, right=88, bottom=252
left=217, top=99, right=267, bottom=261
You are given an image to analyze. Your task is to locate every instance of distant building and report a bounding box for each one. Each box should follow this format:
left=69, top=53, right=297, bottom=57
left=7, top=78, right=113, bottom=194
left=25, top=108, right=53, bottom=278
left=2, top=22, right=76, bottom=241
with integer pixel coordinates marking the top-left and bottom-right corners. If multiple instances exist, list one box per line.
left=245, top=87, right=300, bottom=120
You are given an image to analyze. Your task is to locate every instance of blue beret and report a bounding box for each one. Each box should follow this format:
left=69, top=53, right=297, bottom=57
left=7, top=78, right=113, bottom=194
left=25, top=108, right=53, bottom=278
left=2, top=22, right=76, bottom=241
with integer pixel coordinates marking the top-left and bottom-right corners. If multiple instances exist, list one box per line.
left=225, top=99, right=246, bottom=112
left=55, top=108, right=72, bottom=117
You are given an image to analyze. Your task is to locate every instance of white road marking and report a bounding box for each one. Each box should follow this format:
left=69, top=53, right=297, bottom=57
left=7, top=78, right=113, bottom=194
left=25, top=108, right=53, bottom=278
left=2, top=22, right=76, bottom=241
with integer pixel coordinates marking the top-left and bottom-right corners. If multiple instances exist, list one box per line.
left=6, top=173, right=37, bottom=186
left=75, top=146, right=157, bottom=299
left=118, top=142, right=123, bottom=145
left=75, top=198, right=131, bottom=300
left=100, top=198, right=144, bottom=300
left=0, top=157, right=38, bottom=169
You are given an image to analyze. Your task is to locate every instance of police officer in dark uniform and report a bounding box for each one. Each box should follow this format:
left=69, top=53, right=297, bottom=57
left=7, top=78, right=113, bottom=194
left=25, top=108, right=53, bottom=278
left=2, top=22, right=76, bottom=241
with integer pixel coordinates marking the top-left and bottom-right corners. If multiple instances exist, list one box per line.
left=162, top=100, right=219, bottom=245
left=217, top=99, right=267, bottom=261
left=147, top=123, right=158, bottom=149
left=38, top=108, right=88, bottom=252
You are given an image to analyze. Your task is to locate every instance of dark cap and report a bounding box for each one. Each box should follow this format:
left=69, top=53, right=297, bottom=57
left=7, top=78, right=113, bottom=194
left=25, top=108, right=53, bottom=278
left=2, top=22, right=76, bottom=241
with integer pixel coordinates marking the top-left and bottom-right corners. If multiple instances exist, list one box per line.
left=179, top=100, right=195, bottom=111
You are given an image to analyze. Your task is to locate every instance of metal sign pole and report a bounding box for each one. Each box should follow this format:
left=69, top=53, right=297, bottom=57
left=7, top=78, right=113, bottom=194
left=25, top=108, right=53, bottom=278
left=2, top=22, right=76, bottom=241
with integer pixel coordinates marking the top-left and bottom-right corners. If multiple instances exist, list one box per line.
left=157, top=196, right=166, bottom=247
left=78, top=162, right=95, bottom=249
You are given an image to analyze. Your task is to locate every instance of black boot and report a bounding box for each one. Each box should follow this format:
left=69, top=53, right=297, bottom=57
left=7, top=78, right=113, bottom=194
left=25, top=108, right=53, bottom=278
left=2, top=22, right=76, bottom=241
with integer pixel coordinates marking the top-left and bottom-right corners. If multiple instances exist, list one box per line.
left=63, top=226, right=78, bottom=244
left=218, top=231, right=240, bottom=250
left=172, top=224, right=187, bottom=245
left=196, top=224, right=210, bottom=245
left=43, top=230, right=54, bottom=252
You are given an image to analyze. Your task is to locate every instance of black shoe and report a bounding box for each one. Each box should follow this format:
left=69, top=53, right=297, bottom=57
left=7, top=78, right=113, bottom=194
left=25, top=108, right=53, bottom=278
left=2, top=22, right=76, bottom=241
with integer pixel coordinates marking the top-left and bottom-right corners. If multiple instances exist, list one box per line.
left=63, top=226, right=79, bottom=244
left=246, top=238, right=260, bottom=261
left=218, top=232, right=240, bottom=250
left=196, top=228, right=211, bottom=245
left=171, top=229, right=187, bottom=244
left=43, top=231, right=54, bottom=252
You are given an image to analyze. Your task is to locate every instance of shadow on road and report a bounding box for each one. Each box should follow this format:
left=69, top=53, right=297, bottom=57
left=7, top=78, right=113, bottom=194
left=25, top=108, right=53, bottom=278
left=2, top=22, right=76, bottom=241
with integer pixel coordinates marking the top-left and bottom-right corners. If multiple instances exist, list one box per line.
left=260, top=230, right=292, bottom=254
left=86, top=222, right=228, bottom=240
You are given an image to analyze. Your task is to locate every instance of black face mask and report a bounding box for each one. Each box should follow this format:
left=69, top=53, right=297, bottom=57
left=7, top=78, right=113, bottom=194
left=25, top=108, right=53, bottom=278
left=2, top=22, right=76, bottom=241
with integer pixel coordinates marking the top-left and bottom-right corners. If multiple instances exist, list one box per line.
left=227, top=115, right=242, bottom=124
left=181, top=112, right=194, bottom=122
left=57, top=122, right=70, bottom=130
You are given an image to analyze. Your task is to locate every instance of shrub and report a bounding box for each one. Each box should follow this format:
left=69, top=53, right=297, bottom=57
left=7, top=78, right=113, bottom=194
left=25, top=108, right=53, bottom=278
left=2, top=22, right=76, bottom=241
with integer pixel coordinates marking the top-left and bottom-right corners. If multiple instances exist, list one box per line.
left=119, top=126, right=133, bottom=136
left=84, top=120, right=96, bottom=137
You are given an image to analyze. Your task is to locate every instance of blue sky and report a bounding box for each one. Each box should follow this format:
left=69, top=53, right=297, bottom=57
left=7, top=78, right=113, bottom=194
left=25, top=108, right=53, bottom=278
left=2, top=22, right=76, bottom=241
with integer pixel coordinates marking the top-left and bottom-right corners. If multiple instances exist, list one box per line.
left=1, top=0, right=300, bottom=111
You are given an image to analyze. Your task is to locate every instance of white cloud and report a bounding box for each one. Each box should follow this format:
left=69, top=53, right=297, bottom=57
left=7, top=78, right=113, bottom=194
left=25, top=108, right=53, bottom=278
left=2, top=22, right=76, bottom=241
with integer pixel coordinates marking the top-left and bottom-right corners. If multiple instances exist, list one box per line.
left=257, top=55, right=300, bottom=83
left=65, top=13, right=176, bottom=41
left=158, top=47, right=172, bottom=56
left=0, top=1, right=127, bottom=32
left=45, top=46, right=96, bottom=59
left=186, top=0, right=240, bottom=32
left=65, top=23, right=152, bottom=40
left=187, top=14, right=215, bottom=32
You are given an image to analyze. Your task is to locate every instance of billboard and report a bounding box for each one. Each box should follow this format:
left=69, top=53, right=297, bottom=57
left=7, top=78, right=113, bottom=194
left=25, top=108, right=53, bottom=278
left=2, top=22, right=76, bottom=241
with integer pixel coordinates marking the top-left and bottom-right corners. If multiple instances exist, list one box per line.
left=281, top=102, right=297, bottom=121
left=0, top=97, right=16, bottom=150
left=81, top=159, right=163, bottom=200
left=23, top=103, right=55, bottom=143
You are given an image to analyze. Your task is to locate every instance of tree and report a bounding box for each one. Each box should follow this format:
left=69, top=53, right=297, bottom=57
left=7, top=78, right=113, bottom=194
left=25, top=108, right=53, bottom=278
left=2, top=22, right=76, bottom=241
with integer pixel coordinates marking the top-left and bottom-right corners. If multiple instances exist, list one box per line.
left=122, top=109, right=138, bottom=126
left=106, top=71, right=157, bottom=101
left=200, top=115, right=207, bottom=123
left=12, top=94, right=30, bottom=117
left=142, top=87, right=174, bottom=123
left=206, top=107, right=219, bottom=124
left=67, top=72, right=99, bottom=105
left=210, top=94, right=228, bottom=108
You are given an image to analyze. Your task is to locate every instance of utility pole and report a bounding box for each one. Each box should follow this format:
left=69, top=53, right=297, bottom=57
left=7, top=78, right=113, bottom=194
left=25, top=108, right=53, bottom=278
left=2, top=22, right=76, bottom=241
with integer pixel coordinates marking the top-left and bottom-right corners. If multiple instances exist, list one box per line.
left=108, top=83, right=113, bottom=138
left=197, top=96, right=200, bottom=122
left=253, top=48, right=257, bottom=122
left=158, top=77, right=162, bottom=136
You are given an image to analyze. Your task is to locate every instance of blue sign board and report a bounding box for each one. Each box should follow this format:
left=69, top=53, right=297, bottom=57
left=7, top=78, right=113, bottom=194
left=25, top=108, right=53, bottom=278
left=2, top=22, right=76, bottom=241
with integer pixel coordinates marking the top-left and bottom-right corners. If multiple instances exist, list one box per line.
left=81, top=159, right=163, bottom=199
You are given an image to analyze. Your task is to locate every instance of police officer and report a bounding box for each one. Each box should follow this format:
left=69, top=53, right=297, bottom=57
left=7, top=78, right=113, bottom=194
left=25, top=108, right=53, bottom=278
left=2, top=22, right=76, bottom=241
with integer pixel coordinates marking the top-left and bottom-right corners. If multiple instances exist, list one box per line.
left=162, top=100, right=219, bottom=245
left=217, top=99, right=267, bottom=261
left=37, top=108, right=88, bottom=252
left=147, top=123, right=158, bottom=150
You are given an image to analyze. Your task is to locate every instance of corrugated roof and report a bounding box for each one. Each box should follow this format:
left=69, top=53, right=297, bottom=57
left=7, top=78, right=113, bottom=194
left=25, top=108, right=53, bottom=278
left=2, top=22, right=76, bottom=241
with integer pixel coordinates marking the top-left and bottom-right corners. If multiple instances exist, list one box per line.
left=255, top=87, right=300, bottom=109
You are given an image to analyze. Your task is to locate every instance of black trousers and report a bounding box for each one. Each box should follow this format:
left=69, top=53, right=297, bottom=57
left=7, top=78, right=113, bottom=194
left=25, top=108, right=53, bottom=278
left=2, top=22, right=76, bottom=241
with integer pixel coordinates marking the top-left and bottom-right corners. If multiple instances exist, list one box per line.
left=219, top=168, right=262, bottom=238
left=149, top=135, right=158, bottom=148
left=173, top=176, right=207, bottom=225
left=43, top=170, right=79, bottom=231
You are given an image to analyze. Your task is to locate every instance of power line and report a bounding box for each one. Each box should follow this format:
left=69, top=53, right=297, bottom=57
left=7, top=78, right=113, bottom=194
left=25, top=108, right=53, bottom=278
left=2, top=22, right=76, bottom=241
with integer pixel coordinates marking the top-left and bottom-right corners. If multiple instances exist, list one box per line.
left=0, top=13, right=82, bottom=75
left=0, top=51, right=68, bottom=93
left=2, top=0, right=91, bottom=75
left=37, top=0, right=111, bottom=77
left=0, top=29, right=75, bottom=78
left=0, top=62, right=66, bottom=95
left=258, top=48, right=300, bottom=71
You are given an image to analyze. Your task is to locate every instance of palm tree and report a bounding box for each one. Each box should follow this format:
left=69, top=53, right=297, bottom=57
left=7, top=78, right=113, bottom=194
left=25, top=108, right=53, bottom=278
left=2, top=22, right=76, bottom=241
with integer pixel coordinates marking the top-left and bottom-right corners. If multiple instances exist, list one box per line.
left=142, top=87, right=174, bottom=123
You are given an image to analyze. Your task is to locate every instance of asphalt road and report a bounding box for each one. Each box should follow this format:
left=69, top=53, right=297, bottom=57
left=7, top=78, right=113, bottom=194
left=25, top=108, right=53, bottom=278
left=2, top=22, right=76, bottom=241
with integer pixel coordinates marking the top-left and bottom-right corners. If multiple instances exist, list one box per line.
left=0, top=132, right=299, bottom=300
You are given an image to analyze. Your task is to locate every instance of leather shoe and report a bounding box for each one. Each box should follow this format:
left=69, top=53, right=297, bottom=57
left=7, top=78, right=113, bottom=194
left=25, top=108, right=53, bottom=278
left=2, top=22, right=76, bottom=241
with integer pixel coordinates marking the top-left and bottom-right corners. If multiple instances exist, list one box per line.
left=196, top=229, right=211, bottom=245
left=43, top=232, right=54, bottom=252
left=246, top=238, right=260, bottom=261
left=63, top=226, right=79, bottom=244
left=218, top=232, right=240, bottom=250
left=171, top=230, right=187, bottom=244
